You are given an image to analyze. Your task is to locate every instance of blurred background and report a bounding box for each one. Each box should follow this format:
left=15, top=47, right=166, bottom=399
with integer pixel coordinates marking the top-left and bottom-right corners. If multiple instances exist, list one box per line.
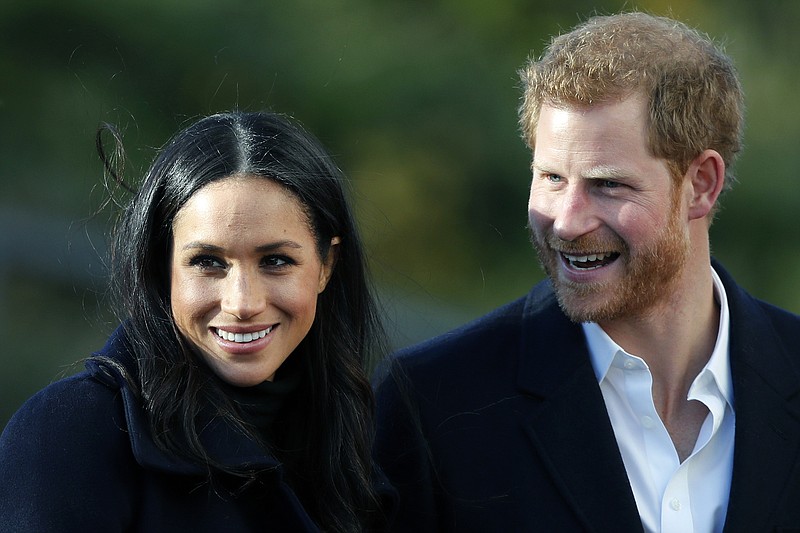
left=2, top=0, right=799, bottom=429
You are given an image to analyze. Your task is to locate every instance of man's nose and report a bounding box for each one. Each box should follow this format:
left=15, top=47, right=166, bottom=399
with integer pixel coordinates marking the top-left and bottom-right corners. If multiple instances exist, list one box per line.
left=550, top=184, right=601, bottom=242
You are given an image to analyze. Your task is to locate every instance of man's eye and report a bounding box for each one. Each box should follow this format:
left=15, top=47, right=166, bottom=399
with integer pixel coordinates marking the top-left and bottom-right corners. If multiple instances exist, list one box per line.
left=601, top=180, right=621, bottom=188
left=546, top=174, right=564, bottom=183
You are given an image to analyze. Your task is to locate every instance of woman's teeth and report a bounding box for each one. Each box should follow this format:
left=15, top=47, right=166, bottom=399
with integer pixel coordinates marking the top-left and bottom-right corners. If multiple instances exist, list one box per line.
left=216, top=326, right=273, bottom=343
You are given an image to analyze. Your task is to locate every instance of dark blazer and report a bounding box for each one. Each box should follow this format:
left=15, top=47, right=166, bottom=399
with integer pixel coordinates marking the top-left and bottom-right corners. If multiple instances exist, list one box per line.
left=374, top=262, right=800, bottom=532
left=0, top=327, right=391, bottom=532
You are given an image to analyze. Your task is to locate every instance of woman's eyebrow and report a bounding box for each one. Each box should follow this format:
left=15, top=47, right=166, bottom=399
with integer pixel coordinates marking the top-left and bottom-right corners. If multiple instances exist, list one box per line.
left=180, top=240, right=304, bottom=252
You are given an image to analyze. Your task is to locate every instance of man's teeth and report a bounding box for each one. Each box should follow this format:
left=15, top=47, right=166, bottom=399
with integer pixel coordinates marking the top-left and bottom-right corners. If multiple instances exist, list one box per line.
left=216, top=327, right=273, bottom=343
left=563, top=252, right=616, bottom=270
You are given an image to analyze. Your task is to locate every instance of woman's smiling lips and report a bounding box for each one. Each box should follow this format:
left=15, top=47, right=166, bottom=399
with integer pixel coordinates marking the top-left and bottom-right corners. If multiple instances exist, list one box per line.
left=212, top=325, right=277, bottom=354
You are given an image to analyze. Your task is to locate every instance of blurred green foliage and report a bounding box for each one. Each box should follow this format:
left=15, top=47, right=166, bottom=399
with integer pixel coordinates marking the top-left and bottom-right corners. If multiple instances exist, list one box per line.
left=2, top=0, right=800, bottom=428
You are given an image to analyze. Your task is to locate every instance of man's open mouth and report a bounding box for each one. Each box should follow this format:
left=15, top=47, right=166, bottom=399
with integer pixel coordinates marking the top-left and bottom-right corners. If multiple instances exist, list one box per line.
left=561, top=251, right=620, bottom=270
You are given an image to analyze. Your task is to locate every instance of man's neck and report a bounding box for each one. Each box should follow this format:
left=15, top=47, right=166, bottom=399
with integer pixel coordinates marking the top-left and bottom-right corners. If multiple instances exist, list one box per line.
left=598, top=259, right=721, bottom=461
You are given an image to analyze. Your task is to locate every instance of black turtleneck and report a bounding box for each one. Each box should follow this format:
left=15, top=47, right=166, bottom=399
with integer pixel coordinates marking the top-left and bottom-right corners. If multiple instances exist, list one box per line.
left=216, top=355, right=304, bottom=444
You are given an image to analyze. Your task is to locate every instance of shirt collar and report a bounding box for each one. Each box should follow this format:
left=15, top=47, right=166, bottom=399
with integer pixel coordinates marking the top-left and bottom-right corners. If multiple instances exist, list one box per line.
left=583, top=265, right=733, bottom=407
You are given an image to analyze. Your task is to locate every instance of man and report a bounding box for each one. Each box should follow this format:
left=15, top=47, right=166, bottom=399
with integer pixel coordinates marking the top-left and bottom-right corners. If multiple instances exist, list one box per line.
left=374, top=12, right=800, bottom=533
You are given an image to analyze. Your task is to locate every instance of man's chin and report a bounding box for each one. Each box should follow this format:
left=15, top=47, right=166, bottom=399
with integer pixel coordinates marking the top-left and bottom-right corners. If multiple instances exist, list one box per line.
left=552, top=282, right=624, bottom=324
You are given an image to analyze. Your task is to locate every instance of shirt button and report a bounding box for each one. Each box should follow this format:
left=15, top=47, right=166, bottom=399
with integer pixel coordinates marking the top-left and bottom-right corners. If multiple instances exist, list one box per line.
left=624, top=360, right=636, bottom=370
left=641, top=416, right=655, bottom=429
left=670, top=498, right=681, bottom=511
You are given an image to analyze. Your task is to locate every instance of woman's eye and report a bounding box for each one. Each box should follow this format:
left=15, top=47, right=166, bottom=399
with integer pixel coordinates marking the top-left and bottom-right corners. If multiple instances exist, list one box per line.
left=263, top=255, right=293, bottom=268
left=189, top=255, right=225, bottom=269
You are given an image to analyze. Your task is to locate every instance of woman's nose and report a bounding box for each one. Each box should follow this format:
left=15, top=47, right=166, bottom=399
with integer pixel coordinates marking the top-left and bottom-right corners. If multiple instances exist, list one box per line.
left=221, top=268, right=267, bottom=320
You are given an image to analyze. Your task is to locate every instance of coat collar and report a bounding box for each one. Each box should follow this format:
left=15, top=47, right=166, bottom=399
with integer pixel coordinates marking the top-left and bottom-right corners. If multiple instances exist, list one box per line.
left=86, top=326, right=282, bottom=477
left=515, top=280, right=644, bottom=532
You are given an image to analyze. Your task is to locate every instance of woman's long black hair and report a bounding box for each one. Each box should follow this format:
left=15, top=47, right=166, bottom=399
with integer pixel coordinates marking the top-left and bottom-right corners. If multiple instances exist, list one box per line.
left=98, top=111, right=386, bottom=531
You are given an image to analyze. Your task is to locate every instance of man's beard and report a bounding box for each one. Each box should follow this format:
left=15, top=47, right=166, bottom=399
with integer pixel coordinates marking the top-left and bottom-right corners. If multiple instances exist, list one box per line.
left=529, top=204, right=689, bottom=324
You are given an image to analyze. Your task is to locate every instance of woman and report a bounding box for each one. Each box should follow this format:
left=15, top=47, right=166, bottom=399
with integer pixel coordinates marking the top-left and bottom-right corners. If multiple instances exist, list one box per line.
left=0, top=111, right=393, bottom=531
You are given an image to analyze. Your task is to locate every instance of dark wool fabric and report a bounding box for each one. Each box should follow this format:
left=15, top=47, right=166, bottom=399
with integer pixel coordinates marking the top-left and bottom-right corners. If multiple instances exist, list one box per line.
left=374, top=260, right=800, bottom=532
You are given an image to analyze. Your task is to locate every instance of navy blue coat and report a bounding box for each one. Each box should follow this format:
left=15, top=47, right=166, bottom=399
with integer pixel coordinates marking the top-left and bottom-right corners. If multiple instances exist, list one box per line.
left=0, top=328, right=391, bottom=532
left=374, top=261, right=800, bottom=532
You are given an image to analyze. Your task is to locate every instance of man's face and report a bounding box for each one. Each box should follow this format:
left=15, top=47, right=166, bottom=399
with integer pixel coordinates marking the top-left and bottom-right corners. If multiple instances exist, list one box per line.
left=527, top=95, right=690, bottom=324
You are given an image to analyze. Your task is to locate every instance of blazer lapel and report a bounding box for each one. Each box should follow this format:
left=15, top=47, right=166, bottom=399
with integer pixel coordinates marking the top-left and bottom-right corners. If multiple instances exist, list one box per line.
left=516, top=284, right=644, bottom=532
left=720, top=269, right=800, bottom=531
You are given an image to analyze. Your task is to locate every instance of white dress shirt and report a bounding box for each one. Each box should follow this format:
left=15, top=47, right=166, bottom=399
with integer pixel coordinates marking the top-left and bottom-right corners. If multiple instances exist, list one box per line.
left=583, top=268, right=735, bottom=533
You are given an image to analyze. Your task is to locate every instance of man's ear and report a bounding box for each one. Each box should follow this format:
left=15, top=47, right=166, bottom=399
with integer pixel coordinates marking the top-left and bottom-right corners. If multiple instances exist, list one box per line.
left=686, top=149, right=725, bottom=221
left=318, top=236, right=341, bottom=293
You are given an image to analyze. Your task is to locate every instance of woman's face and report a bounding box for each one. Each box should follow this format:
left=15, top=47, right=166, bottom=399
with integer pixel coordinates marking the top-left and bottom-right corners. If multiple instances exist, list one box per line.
left=170, top=176, right=338, bottom=387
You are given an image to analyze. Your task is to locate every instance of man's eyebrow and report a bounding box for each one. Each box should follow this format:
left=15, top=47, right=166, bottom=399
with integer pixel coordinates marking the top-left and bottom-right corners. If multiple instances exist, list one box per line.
left=581, top=166, right=631, bottom=180
left=532, top=161, right=631, bottom=180
left=531, top=161, right=557, bottom=173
